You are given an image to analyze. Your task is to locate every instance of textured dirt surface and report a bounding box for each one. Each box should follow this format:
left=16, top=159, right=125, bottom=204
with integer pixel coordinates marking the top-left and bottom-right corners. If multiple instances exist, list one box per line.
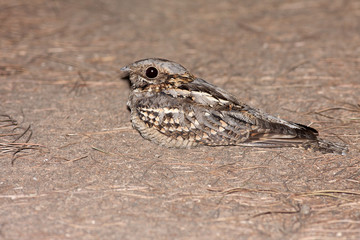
left=1, top=1, right=360, bottom=239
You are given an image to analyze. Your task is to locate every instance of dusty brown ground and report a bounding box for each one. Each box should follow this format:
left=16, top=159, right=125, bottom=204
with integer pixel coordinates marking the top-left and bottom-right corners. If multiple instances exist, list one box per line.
left=1, top=0, right=360, bottom=239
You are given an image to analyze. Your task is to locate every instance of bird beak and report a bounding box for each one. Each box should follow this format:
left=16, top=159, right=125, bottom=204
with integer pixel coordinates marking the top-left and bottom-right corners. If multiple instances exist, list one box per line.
left=120, top=66, right=131, bottom=72
left=120, top=65, right=131, bottom=78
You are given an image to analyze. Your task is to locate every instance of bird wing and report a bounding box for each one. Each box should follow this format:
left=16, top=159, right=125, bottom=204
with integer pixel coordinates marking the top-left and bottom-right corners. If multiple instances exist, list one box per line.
left=180, top=78, right=319, bottom=147
left=182, top=102, right=318, bottom=147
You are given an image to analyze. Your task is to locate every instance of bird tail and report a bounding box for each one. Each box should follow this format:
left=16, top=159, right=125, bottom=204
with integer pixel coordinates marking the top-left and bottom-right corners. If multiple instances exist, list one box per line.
left=301, top=139, right=348, bottom=155
left=240, top=137, right=348, bottom=155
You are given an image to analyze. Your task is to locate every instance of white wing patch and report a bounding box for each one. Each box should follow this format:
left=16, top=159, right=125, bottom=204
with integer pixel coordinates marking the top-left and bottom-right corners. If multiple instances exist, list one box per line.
left=191, top=91, right=230, bottom=106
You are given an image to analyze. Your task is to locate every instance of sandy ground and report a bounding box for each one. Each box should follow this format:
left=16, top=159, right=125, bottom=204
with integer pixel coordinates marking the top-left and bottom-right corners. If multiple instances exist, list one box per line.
left=1, top=0, right=360, bottom=239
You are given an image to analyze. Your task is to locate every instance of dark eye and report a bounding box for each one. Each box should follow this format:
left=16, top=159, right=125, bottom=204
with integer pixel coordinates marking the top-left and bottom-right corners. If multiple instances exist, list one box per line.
left=145, top=67, right=158, bottom=78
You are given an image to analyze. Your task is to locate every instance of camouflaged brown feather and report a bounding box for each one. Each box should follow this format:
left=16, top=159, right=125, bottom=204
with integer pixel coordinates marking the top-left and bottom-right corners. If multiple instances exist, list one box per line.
left=121, top=58, right=348, bottom=155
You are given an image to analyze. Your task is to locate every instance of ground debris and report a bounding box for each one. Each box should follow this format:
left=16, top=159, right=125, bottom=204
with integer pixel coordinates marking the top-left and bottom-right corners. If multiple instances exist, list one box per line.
left=0, top=114, right=43, bottom=165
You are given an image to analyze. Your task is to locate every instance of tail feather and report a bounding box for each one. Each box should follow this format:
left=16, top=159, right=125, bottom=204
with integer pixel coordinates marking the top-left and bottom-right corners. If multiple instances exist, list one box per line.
left=301, top=139, right=348, bottom=155
left=225, top=111, right=348, bottom=155
left=241, top=136, right=348, bottom=155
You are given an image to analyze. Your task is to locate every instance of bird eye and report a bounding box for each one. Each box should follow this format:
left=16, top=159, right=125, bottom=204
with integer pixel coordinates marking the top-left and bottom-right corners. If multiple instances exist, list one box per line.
left=145, top=67, right=158, bottom=78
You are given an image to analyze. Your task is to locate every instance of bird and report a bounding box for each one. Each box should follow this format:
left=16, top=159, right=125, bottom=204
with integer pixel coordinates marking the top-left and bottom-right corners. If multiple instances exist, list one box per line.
left=120, top=58, right=347, bottom=155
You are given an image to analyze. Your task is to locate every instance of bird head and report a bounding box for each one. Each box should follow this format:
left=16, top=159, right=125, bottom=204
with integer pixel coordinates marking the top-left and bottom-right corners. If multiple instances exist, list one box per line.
left=121, top=58, right=194, bottom=90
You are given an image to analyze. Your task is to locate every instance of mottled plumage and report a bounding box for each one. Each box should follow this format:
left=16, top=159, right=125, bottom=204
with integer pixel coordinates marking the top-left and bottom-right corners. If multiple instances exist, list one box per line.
left=121, top=58, right=347, bottom=155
